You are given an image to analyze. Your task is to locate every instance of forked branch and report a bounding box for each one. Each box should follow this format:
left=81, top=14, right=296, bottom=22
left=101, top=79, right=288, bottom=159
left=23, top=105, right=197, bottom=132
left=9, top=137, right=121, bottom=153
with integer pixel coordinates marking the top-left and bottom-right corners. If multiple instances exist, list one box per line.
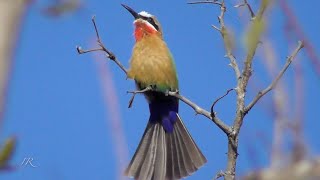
left=245, top=41, right=304, bottom=113
left=77, top=16, right=127, bottom=74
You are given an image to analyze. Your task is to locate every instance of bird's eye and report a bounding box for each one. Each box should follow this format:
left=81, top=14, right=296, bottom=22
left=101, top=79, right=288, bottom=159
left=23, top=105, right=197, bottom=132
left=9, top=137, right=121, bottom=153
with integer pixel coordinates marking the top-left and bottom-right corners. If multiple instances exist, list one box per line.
left=146, top=17, right=153, bottom=24
left=147, top=18, right=159, bottom=30
left=141, top=16, right=159, bottom=31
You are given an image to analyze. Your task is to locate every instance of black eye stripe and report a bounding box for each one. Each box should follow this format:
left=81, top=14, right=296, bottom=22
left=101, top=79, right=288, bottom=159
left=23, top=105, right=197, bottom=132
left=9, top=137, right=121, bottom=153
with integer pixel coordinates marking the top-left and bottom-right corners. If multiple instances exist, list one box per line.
left=141, top=16, right=159, bottom=31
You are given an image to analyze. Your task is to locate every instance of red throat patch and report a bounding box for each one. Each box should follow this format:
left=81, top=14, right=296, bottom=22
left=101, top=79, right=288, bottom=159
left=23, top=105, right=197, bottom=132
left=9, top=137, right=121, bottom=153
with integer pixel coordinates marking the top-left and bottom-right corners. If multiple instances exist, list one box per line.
left=134, top=21, right=158, bottom=41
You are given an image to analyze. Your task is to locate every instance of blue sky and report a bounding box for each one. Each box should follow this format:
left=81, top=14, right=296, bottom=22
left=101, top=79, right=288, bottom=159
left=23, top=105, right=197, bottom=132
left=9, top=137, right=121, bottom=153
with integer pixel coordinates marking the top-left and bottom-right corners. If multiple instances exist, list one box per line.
left=1, top=0, right=319, bottom=179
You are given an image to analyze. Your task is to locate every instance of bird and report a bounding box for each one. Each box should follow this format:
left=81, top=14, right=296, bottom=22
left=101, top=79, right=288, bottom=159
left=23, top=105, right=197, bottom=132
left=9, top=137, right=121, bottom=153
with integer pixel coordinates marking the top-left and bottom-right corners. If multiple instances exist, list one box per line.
left=122, top=4, right=207, bottom=180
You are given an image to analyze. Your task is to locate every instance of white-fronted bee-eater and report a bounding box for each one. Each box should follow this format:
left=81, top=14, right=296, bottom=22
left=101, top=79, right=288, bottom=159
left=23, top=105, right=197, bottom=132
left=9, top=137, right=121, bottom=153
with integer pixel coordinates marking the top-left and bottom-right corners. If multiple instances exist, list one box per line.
left=122, top=4, right=207, bottom=180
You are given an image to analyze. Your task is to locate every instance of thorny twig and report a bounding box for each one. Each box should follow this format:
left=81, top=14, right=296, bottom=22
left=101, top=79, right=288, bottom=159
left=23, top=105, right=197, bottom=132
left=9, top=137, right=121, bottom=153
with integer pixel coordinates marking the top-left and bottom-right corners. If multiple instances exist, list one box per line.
left=279, top=0, right=320, bottom=76
left=188, top=1, right=303, bottom=180
left=211, top=0, right=241, bottom=80
left=77, top=16, right=127, bottom=74
left=245, top=41, right=304, bottom=113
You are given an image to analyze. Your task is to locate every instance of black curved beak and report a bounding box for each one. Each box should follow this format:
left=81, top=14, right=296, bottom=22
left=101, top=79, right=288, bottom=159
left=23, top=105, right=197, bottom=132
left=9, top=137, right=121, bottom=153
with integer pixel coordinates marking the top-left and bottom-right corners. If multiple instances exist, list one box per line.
left=121, top=4, right=139, bottom=19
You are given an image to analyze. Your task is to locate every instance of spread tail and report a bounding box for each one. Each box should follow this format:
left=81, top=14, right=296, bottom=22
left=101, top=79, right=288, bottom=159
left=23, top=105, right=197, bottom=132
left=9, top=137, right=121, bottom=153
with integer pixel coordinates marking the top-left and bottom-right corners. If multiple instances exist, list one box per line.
left=125, top=114, right=207, bottom=180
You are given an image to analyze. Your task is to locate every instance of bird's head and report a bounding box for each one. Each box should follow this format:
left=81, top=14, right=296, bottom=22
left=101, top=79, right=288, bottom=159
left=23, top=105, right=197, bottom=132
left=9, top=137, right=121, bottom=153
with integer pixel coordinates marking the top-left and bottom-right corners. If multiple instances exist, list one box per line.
left=122, top=4, right=162, bottom=41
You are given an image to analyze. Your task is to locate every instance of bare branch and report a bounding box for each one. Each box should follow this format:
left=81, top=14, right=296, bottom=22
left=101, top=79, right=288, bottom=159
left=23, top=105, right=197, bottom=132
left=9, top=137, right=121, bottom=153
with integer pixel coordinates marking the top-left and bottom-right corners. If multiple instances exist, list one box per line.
left=77, top=16, right=127, bottom=75
left=214, top=170, right=226, bottom=180
left=216, top=1, right=241, bottom=80
left=245, top=41, right=304, bottom=113
left=127, top=87, right=153, bottom=94
left=244, top=0, right=255, bottom=18
left=127, top=87, right=153, bottom=108
left=188, top=0, right=241, bottom=80
left=91, top=15, right=101, bottom=40
left=223, top=1, right=271, bottom=180
left=168, top=90, right=232, bottom=134
left=234, top=0, right=255, bottom=18
left=234, top=0, right=270, bottom=134
left=210, top=88, right=234, bottom=115
left=211, top=25, right=221, bottom=32
left=77, top=4, right=303, bottom=179
left=241, top=1, right=269, bottom=89
left=127, top=87, right=232, bottom=134
left=188, top=0, right=222, bottom=6
left=76, top=46, right=103, bottom=54
left=279, top=0, right=320, bottom=76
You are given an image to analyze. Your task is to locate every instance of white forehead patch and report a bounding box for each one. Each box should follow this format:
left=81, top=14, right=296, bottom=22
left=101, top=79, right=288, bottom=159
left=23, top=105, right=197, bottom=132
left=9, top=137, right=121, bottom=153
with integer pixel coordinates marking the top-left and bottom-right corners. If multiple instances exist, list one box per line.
left=139, top=11, right=153, bottom=18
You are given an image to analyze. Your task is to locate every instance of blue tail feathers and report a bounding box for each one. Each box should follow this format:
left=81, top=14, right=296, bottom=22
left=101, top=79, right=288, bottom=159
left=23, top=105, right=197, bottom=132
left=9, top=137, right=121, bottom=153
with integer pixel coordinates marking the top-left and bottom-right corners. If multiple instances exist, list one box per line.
left=149, top=99, right=178, bottom=132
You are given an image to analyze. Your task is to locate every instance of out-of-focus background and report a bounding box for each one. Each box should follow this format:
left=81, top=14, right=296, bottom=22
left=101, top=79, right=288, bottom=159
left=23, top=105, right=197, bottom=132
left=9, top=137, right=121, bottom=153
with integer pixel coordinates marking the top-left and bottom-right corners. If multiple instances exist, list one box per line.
left=0, top=0, right=319, bottom=179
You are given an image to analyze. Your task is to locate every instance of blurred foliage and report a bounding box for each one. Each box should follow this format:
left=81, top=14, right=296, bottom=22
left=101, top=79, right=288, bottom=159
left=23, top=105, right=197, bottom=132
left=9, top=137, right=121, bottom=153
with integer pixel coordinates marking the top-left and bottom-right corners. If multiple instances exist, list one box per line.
left=0, top=137, right=16, bottom=169
left=42, top=0, right=82, bottom=17
left=244, top=0, right=271, bottom=57
left=244, top=18, right=265, bottom=55
left=243, top=158, right=320, bottom=180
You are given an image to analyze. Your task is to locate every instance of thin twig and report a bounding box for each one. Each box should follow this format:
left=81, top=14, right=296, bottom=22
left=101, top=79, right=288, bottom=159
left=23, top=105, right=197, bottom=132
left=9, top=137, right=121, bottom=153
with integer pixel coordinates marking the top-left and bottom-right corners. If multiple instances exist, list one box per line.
left=127, top=87, right=153, bottom=94
left=234, top=0, right=270, bottom=135
left=168, top=91, right=232, bottom=134
left=244, top=0, right=255, bottom=18
left=279, top=0, right=320, bottom=76
left=213, top=170, right=226, bottom=180
left=210, top=88, right=234, bottom=116
left=77, top=16, right=127, bottom=75
left=76, top=47, right=103, bottom=54
left=127, top=87, right=152, bottom=108
left=92, top=15, right=101, bottom=40
left=245, top=41, right=304, bottom=113
left=234, top=0, right=255, bottom=18
left=188, top=1, right=222, bottom=6
left=189, top=0, right=241, bottom=80
left=215, top=1, right=241, bottom=80
left=223, top=2, right=270, bottom=180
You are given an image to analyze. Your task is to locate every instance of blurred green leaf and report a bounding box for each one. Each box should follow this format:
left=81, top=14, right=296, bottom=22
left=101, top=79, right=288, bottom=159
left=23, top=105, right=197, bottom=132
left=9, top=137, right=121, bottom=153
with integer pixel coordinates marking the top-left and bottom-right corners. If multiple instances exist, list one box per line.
left=243, top=0, right=271, bottom=56
left=0, top=137, right=16, bottom=169
left=43, top=0, right=82, bottom=17
left=244, top=18, right=265, bottom=55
